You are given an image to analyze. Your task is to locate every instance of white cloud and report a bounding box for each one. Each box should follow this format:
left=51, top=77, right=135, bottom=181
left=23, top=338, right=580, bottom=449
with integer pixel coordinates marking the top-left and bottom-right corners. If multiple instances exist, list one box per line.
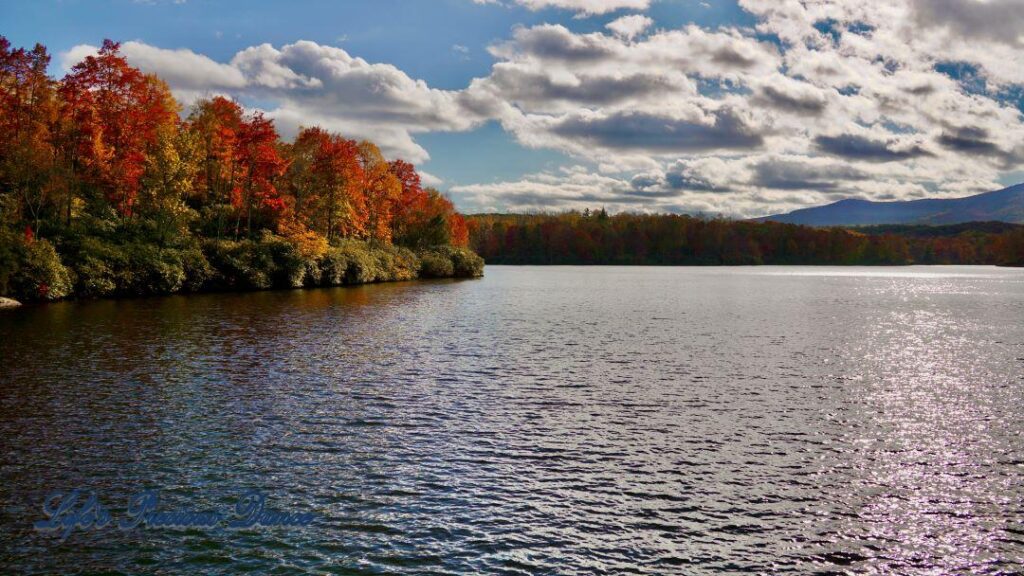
left=606, top=14, right=654, bottom=39
left=59, top=45, right=100, bottom=71
left=473, top=0, right=652, bottom=16
left=451, top=151, right=1004, bottom=216
left=910, top=0, right=1024, bottom=47
left=419, top=171, right=444, bottom=187
left=458, top=2, right=1024, bottom=213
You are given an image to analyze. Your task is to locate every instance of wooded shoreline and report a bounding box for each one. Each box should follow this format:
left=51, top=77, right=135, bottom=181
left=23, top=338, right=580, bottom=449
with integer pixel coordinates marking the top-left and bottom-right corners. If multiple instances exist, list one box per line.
left=468, top=213, right=1024, bottom=266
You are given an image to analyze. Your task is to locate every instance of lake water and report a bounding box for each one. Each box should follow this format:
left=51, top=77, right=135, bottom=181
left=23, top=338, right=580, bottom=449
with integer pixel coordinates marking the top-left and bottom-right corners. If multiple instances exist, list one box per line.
left=1, top=266, right=1023, bottom=574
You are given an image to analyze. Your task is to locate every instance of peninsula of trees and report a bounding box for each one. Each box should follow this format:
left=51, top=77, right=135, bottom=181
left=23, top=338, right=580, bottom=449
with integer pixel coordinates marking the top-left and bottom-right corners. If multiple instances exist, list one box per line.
left=0, top=38, right=482, bottom=303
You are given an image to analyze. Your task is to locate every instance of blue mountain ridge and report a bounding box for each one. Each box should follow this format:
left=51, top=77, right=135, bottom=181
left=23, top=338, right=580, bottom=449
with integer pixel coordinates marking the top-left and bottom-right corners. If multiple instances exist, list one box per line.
left=756, top=183, right=1024, bottom=226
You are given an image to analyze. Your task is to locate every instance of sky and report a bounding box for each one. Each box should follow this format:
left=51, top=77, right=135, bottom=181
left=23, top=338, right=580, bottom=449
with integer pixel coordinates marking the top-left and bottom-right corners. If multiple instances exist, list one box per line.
left=4, top=0, right=1024, bottom=216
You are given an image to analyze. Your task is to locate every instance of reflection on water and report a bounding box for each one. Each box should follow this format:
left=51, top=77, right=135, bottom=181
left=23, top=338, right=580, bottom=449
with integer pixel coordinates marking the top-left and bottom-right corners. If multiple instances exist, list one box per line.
left=1, top=266, right=1023, bottom=574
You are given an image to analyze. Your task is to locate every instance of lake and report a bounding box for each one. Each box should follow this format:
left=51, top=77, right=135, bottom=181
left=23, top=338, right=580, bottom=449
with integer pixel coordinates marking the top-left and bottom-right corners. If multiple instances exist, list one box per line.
left=1, top=266, right=1023, bottom=574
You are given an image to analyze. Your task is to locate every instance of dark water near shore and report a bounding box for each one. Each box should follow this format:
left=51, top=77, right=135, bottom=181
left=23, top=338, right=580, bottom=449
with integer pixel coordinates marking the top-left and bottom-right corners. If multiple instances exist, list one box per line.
left=1, top=266, right=1023, bottom=574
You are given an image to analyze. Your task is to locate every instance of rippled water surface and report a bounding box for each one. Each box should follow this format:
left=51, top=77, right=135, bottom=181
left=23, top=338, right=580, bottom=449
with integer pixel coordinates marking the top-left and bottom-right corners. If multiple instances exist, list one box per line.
left=2, top=266, right=1024, bottom=574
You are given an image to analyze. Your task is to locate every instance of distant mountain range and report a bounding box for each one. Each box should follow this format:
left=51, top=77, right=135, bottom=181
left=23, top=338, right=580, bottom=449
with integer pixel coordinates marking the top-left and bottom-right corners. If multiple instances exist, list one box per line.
left=757, top=183, right=1024, bottom=226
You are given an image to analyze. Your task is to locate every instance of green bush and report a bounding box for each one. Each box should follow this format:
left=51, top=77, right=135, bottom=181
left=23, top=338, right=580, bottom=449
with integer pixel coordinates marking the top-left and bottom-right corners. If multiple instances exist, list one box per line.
left=419, top=246, right=485, bottom=278
left=0, top=225, right=484, bottom=301
left=314, top=240, right=421, bottom=285
left=180, top=244, right=214, bottom=292
left=373, top=244, right=419, bottom=282
left=302, top=259, right=322, bottom=287
left=319, top=247, right=350, bottom=286
left=333, top=239, right=379, bottom=284
left=5, top=237, right=74, bottom=301
left=124, top=242, right=186, bottom=295
left=449, top=247, right=485, bottom=277
left=70, top=236, right=129, bottom=297
left=258, top=232, right=310, bottom=288
left=202, top=239, right=274, bottom=290
left=63, top=236, right=213, bottom=297
left=418, top=252, right=454, bottom=278
left=202, top=233, right=320, bottom=291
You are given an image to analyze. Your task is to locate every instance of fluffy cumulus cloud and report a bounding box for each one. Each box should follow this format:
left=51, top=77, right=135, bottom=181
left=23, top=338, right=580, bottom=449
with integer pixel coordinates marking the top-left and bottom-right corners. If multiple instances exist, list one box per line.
left=473, top=0, right=651, bottom=17
left=910, top=0, right=1024, bottom=47
left=64, top=0, right=1024, bottom=215
left=452, top=0, right=1024, bottom=215
left=541, top=107, right=766, bottom=153
left=605, top=14, right=653, bottom=39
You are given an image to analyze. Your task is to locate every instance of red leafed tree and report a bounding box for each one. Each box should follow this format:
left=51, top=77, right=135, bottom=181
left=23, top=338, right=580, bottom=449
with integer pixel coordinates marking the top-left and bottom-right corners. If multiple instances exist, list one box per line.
left=357, top=141, right=401, bottom=243
left=0, top=39, right=52, bottom=150
left=188, top=97, right=243, bottom=203
left=233, top=111, right=288, bottom=237
left=388, top=159, right=426, bottom=217
left=388, top=159, right=469, bottom=248
left=58, top=40, right=177, bottom=218
left=0, top=38, right=60, bottom=235
left=186, top=96, right=245, bottom=238
left=448, top=212, right=469, bottom=247
left=287, top=127, right=365, bottom=240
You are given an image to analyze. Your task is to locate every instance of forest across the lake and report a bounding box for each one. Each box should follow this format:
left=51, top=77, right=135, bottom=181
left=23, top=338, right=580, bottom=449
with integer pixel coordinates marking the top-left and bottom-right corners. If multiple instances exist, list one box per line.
left=0, top=38, right=482, bottom=303
left=469, top=212, right=1024, bottom=267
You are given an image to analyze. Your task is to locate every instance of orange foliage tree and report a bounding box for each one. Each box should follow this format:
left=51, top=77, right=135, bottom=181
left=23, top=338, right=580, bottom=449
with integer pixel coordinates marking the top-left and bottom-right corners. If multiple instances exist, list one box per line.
left=357, top=141, right=401, bottom=243
left=0, top=39, right=60, bottom=235
left=233, top=111, right=287, bottom=237
left=285, top=127, right=365, bottom=240
left=58, top=40, right=178, bottom=218
left=388, top=159, right=469, bottom=248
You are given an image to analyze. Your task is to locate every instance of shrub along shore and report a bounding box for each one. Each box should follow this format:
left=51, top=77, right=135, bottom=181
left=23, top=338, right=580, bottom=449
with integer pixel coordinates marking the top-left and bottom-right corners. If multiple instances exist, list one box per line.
left=1, top=230, right=483, bottom=303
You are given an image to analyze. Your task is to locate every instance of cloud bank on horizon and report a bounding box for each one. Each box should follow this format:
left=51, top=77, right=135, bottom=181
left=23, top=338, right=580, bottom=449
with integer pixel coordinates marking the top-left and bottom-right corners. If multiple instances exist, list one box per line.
left=59, top=0, right=1024, bottom=217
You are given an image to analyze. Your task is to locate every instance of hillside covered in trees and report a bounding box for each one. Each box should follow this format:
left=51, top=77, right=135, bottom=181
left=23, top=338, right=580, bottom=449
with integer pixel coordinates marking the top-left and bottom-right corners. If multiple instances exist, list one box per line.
left=0, top=38, right=482, bottom=303
left=469, top=212, right=1024, bottom=266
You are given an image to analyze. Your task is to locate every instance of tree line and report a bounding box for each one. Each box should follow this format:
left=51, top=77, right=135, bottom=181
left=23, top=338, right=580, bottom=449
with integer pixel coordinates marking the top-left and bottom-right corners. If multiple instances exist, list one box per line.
left=468, top=211, right=1024, bottom=266
left=0, top=38, right=481, bottom=302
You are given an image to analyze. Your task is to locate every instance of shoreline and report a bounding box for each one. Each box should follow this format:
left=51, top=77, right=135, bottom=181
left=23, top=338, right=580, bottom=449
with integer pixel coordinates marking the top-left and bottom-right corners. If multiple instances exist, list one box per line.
left=1, top=273, right=481, bottom=308
left=476, top=261, right=1018, bottom=267
left=2, top=237, right=484, bottom=305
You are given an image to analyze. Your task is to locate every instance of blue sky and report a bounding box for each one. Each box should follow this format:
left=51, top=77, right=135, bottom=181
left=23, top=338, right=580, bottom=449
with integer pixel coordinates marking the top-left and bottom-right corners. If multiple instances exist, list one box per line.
left=6, top=1, right=750, bottom=75
left=4, top=0, right=749, bottom=189
left=4, top=0, right=1024, bottom=215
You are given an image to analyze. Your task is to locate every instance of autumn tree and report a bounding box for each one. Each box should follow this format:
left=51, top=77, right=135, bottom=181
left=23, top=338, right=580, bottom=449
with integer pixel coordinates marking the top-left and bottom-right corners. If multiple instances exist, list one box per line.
left=285, top=127, right=365, bottom=240
left=388, top=160, right=468, bottom=248
left=187, top=96, right=244, bottom=237
left=0, top=37, right=485, bottom=301
left=188, top=98, right=287, bottom=238
left=387, top=159, right=426, bottom=241
left=357, top=141, right=401, bottom=243
left=0, top=38, right=61, bottom=236
left=138, top=123, right=201, bottom=244
left=233, top=111, right=287, bottom=238
left=58, top=40, right=178, bottom=219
